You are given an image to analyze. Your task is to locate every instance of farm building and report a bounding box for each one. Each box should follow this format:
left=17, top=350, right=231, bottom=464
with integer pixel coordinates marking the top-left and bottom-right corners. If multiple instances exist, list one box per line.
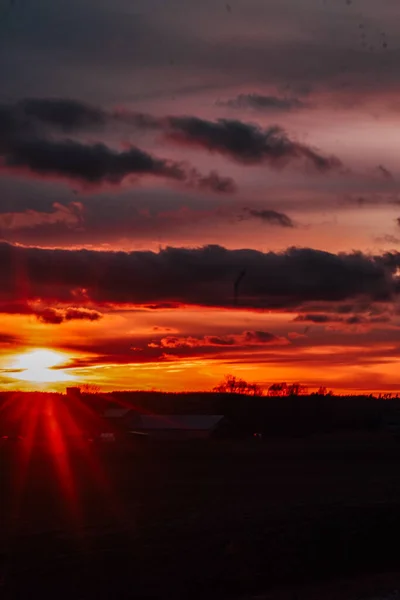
left=101, top=409, right=225, bottom=440
left=131, top=415, right=224, bottom=440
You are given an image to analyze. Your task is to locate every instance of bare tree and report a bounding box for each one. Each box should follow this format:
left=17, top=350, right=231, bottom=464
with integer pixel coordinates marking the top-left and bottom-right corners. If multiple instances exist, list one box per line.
left=268, top=382, right=308, bottom=397
left=287, top=383, right=308, bottom=397
left=246, top=382, right=264, bottom=396
left=268, top=382, right=288, bottom=397
left=213, top=374, right=263, bottom=396
left=316, top=386, right=333, bottom=397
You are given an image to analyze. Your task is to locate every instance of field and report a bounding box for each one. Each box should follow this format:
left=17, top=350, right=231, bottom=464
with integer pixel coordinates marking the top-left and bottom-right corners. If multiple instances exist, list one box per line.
left=2, top=433, right=400, bottom=599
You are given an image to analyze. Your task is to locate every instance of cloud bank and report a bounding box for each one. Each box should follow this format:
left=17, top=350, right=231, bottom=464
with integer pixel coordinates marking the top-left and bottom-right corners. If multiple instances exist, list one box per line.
left=0, top=242, right=399, bottom=310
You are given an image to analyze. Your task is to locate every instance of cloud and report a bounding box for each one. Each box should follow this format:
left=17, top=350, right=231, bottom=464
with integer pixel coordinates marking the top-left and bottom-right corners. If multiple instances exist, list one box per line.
left=150, top=330, right=288, bottom=349
left=0, top=301, right=103, bottom=324
left=4, top=98, right=161, bottom=136
left=17, top=98, right=107, bottom=133
left=0, top=242, right=399, bottom=310
left=242, top=330, right=288, bottom=344
left=2, top=137, right=186, bottom=185
left=0, top=98, right=157, bottom=136
left=0, top=201, right=84, bottom=231
left=0, top=332, right=20, bottom=345
left=0, top=101, right=235, bottom=193
left=1, top=137, right=235, bottom=193
left=1, top=99, right=341, bottom=174
left=217, top=93, right=307, bottom=112
left=36, top=306, right=103, bottom=324
left=58, top=329, right=289, bottom=371
left=164, top=117, right=342, bottom=172
left=241, top=207, right=295, bottom=228
left=294, top=311, right=392, bottom=330
left=294, top=313, right=334, bottom=324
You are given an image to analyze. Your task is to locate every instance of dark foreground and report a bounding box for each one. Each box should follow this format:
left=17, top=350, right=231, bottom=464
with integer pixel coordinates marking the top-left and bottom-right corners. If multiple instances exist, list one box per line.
left=2, top=433, right=400, bottom=599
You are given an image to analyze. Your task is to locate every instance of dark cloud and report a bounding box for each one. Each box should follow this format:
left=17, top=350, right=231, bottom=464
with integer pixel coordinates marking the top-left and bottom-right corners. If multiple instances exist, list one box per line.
left=17, top=98, right=107, bottom=133
left=0, top=301, right=103, bottom=324
left=1, top=99, right=341, bottom=172
left=0, top=100, right=235, bottom=193
left=0, top=242, right=398, bottom=310
left=218, top=93, right=307, bottom=111
left=164, top=117, right=342, bottom=172
left=0, top=332, right=20, bottom=345
left=150, top=330, right=287, bottom=349
left=1, top=139, right=235, bottom=193
left=2, top=137, right=186, bottom=185
left=242, top=330, right=286, bottom=344
left=294, top=313, right=333, bottom=324
left=294, top=312, right=392, bottom=329
left=4, top=98, right=158, bottom=134
left=56, top=340, right=166, bottom=369
left=241, top=207, right=295, bottom=228
left=36, top=306, right=103, bottom=325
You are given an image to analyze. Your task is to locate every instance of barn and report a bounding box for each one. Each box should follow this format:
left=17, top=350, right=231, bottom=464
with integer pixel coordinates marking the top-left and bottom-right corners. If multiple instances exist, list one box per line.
left=99, top=409, right=226, bottom=441
left=130, top=415, right=224, bottom=440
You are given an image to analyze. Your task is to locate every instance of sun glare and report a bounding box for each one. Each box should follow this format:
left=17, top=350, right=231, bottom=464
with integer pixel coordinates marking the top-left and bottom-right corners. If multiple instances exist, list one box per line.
left=10, top=349, right=75, bottom=384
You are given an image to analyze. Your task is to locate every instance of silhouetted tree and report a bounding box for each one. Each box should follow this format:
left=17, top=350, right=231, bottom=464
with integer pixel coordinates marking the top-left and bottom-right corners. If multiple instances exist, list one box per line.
left=287, top=383, right=308, bottom=396
left=246, top=382, right=264, bottom=396
left=312, top=387, right=334, bottom=397
left=268, top=382, right=308, bottom=397
left=213, top=375, right=263, bottom=396
left=268, top=382, right=288, bottom=397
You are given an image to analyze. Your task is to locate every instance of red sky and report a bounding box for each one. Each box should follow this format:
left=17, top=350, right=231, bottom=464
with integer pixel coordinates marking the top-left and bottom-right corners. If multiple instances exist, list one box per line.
left=1, top=0, right=400, bottom=393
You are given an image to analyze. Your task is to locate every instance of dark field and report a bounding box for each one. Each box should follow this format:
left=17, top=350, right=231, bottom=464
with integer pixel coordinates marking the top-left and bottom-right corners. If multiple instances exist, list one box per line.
left=3, top=434, right=400, bottom=599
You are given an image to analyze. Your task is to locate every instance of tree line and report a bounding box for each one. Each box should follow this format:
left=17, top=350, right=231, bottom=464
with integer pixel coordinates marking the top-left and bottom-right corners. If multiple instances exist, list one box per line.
left=213, top=374, right=334, bottom=397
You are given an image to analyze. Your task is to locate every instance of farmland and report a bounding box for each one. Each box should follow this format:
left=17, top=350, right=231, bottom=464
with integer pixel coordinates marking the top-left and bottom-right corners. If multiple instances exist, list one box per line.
left=2, top=433, right=400, bottom=599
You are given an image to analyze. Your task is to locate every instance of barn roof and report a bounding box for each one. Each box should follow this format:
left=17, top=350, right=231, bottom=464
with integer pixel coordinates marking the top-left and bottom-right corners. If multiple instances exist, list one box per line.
left=103, top=408, right=132, bottom=418
left=135, top=415, right=224, bottom=431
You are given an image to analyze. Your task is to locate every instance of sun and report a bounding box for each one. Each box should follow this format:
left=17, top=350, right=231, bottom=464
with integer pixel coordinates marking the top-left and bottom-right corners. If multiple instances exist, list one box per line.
left=10, top=348, right=75, bottom=384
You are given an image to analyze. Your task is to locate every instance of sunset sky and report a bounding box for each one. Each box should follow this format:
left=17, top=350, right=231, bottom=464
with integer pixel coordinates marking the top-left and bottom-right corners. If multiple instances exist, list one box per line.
left=1, top=0, right=400, bottom=393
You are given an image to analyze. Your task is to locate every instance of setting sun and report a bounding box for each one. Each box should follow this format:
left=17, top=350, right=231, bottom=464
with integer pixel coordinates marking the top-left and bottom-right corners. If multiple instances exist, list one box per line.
left=9, top=349, right=75, bottom=384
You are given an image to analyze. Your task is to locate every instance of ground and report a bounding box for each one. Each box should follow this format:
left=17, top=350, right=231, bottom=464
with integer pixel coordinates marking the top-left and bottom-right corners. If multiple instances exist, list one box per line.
left=2, top=432, right=400, bottom=599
